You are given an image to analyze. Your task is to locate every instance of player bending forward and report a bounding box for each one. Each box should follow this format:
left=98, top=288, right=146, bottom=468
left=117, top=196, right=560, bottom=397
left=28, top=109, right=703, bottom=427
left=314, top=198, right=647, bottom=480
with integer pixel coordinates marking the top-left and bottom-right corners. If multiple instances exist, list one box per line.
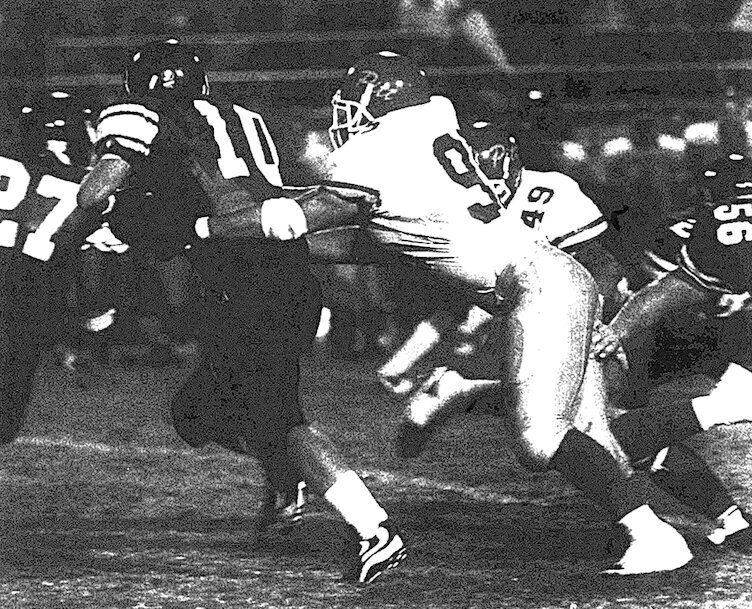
left=320, top=51, right=692, bottom=575
left=76, top=39, right=406, bottom=585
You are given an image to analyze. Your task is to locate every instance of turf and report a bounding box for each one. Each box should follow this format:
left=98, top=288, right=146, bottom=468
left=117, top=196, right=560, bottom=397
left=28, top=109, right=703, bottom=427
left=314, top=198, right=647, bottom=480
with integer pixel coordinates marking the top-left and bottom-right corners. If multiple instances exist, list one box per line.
left=0, top=348, right=750, bottom=608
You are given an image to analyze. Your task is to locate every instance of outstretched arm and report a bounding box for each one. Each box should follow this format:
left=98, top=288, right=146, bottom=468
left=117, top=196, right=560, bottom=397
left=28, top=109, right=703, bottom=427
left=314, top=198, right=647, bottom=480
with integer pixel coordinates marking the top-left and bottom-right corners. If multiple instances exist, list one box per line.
left=202, top=183, right=378, bottom=241
left=593, top=269, right=715, bottom=359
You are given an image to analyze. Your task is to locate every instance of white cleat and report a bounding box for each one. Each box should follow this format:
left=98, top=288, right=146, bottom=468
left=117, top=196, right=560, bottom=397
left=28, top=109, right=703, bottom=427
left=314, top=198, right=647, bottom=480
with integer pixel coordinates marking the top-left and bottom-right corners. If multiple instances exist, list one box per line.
left=602, top=506, right=693, bottom=575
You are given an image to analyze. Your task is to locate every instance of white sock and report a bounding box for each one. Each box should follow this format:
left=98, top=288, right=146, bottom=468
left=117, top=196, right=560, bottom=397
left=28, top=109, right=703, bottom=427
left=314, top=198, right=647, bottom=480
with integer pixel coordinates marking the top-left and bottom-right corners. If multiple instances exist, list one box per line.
left=693, top=363, right=752, bottom=430
left=708, top=505, right=750, bottom=545
left=378, top=320, right=441, bottom=379
left=618, top=504, right=662, bottom=535
left=323, top=470, right=388, bottom=539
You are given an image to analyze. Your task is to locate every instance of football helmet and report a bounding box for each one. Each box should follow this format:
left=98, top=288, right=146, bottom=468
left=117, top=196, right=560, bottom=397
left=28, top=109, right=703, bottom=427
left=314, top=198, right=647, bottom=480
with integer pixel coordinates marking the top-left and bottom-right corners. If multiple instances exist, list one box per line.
left=463, top=121, right=523, bottom=202
left=124, top=39, right=209, bottom=100
left=329, top=50, right=431, bottom=148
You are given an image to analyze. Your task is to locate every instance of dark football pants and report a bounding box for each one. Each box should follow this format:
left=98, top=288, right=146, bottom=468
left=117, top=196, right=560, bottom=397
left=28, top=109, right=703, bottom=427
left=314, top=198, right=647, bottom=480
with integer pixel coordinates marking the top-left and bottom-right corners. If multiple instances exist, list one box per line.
left=170, top=337, right=306, bottom=458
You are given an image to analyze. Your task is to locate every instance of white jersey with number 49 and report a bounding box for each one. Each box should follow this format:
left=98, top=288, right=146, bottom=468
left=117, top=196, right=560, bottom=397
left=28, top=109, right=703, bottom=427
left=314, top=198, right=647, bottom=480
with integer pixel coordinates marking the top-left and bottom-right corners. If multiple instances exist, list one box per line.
left=327, top=96, right=539, bottom=293
left=507, top=169, right=607, bottom=251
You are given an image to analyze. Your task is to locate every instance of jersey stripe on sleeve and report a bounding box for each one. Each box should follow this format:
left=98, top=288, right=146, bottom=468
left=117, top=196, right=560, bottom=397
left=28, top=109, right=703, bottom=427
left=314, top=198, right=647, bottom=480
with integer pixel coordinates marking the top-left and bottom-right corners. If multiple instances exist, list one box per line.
left=550, top=216, right=608, bottom=250
left=96, top=103, right=160, bottom=160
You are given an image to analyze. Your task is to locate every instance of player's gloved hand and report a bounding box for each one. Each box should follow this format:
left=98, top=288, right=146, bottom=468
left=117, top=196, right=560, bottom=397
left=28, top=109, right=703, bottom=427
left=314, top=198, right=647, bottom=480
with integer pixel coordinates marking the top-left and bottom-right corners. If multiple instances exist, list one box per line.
left=83, top=223, right=130, bottom=253
left=715, top=292, right=752, bottom=318
left=261, top=197, right=308, bottom=240
left=591, top=319, right=622, bottom=360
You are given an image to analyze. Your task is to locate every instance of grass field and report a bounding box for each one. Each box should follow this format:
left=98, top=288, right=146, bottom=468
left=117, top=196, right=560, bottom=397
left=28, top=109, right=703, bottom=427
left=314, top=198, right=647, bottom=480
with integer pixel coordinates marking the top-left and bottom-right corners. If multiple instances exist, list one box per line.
left=1, top=347, right=751, bottom=608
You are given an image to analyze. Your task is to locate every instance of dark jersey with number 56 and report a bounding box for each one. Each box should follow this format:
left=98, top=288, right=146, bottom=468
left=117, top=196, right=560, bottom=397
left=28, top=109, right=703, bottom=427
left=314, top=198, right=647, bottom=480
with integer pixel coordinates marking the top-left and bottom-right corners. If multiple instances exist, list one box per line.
left=679, top=194, right=752, bottom=294
left=92, top=95, right=321, bottom=350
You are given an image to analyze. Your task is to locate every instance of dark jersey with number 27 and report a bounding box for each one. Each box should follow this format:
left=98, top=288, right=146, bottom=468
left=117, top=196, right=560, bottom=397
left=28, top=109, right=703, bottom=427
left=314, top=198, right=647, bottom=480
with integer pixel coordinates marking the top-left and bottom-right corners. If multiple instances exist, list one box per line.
left=93, top=95, right=321, bottom=351
left=0, top=153, right=91, bottom=351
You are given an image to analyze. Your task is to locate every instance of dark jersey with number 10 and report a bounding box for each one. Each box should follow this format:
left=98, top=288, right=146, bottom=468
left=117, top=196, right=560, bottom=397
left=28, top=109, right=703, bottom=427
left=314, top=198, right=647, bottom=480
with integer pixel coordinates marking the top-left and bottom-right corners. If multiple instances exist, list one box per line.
left=93, top=95, right=321, bottom=351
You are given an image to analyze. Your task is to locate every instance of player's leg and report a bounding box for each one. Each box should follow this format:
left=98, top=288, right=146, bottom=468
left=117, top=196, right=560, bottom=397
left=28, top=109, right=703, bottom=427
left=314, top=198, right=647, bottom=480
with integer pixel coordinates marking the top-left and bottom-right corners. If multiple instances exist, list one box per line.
left=0, top=324, right=41, bottom=446
left=609, top=360, right=752, bottom=549
left=492, top=245, right=691, bottom=574
left=232, top=349, right=406, bottom=583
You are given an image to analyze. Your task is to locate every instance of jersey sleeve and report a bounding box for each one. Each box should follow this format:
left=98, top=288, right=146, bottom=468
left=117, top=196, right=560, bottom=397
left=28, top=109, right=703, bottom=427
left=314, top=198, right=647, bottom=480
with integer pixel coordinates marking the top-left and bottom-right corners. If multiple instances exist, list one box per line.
left=543, top=174, right=607, bottom=250
left=94, top=101, right=161, bottom=164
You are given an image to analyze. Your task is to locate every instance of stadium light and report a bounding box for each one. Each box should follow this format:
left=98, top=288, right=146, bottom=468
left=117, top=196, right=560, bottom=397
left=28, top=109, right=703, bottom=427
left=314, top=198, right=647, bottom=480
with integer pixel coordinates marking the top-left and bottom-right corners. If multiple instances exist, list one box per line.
left=657, top=134, right=686, bottom=152
left=603, top=137, right=632, bottom=156
left=562, top=141, right=586, bottom=161
left=684, top=122, right=718, bottom=144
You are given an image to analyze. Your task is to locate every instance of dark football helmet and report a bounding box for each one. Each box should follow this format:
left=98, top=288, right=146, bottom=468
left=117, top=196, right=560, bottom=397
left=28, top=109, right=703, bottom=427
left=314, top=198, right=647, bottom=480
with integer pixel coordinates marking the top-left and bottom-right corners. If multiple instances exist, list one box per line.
left=329, top=50, right=431, bottom=148
left=463, top=121, right=524, bottom=202
left=124, top=39, right=209, bottom=100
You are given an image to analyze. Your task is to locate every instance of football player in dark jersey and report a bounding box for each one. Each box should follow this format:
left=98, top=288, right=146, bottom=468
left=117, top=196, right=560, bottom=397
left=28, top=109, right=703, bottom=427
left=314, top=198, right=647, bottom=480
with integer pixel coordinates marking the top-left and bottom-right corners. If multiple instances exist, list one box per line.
left=77, top=39, right=406, bottom=585
left=0, top=143, right=102, bottom=446
left=593, top=151, right=752, bottom=549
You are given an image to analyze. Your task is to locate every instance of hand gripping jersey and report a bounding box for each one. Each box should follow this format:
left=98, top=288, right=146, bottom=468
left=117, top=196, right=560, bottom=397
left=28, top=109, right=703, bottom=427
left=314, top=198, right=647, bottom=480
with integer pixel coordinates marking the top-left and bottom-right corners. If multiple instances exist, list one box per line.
left=507, top=168, right=607, bottom=250
left=93, top=95, right=320, bottom=351
left=327, top=96, right=537, bottom=295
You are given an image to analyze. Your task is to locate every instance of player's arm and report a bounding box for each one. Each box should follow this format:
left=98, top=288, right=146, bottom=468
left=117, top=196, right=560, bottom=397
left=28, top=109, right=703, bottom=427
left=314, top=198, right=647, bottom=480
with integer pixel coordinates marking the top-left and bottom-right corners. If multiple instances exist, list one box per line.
left=77, top=158, right=132, bottom=212
left=593, top=269, right=715, bottom=358
left=200, top=183, right=378, bottom=242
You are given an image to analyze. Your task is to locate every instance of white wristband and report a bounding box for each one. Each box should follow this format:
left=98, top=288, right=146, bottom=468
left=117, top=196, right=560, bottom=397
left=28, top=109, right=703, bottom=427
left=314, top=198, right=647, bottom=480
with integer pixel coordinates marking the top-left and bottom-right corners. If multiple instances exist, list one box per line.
left=194, top=216, right=210, bottom=239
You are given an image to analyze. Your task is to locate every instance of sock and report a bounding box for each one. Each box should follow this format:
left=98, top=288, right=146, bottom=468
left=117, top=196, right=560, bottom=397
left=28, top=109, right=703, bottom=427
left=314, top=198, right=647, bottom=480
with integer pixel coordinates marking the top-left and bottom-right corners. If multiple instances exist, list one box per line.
left=648, top=443, right=735, bottom=519
left=323, top=470, right=388, bottom=539
left=611, top=402, right=703, bottom=462
left=708, top=505, right=751, bottom=545
left=550, top=429, right=645, bottom=520
left=378, top=320, right=442, bottom=379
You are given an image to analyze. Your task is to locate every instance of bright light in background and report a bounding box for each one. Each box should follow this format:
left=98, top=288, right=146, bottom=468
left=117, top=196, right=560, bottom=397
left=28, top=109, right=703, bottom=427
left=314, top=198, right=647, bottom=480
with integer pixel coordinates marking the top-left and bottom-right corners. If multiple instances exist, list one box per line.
left=21, top=107, right=33, bottom=114
left=527, top=89, right=543, bottom=100
left=50, top=91, right=70, bottom=99
left=684, top=122, right=718, bottom=144
left=302, top=131, right=332, bottom=164
left=657, top=134, right=686, bottom=152
left=730, top=153, right=745, bottom=160
left=603, top=137, right=633, bottom=156
left=562, top=141, right=586, bottom=161
left=704, top=170, right=717, bottom=177
left=53, top=119, right=65, bottom=127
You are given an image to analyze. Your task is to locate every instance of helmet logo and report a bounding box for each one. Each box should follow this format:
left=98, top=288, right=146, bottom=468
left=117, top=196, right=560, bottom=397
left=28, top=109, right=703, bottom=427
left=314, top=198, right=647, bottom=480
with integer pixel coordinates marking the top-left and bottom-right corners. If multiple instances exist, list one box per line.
left=481, top=144, right=510, bottom=175
left=161, top=69, right=180, bottom=89
left=357, top=70, right=403, bottom=101
left=357, top=70, right=379, bottom=86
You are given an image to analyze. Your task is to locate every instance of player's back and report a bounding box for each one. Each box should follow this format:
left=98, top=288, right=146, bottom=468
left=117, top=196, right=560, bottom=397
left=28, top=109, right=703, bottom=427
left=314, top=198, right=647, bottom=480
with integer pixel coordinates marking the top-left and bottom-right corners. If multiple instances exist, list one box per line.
left=95, top=94, right=318, bottom=348
left=0, top=151, right=87, bottom=341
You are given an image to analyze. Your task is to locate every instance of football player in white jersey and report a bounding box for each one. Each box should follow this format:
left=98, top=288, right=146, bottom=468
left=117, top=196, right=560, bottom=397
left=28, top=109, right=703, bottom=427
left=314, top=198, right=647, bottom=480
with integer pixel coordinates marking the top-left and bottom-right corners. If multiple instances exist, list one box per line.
left=323, top=50, right=693, bottom=575
left=376, top=121, right=623, bottom=395
left=382, top=124, right=752, bottom=553
left=136, top=49, right=695, bottom=575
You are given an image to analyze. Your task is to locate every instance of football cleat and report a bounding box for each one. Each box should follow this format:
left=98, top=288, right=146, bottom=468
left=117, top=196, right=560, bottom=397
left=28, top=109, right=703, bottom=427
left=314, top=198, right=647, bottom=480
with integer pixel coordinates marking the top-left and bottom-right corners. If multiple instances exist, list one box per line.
left=352, top=519, right=407, bottom=584
left=257, top=481, right=308, bottom=536
left=601, top=506, right=693, bottom=575
left=707, top=506, right=752, bottom=551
